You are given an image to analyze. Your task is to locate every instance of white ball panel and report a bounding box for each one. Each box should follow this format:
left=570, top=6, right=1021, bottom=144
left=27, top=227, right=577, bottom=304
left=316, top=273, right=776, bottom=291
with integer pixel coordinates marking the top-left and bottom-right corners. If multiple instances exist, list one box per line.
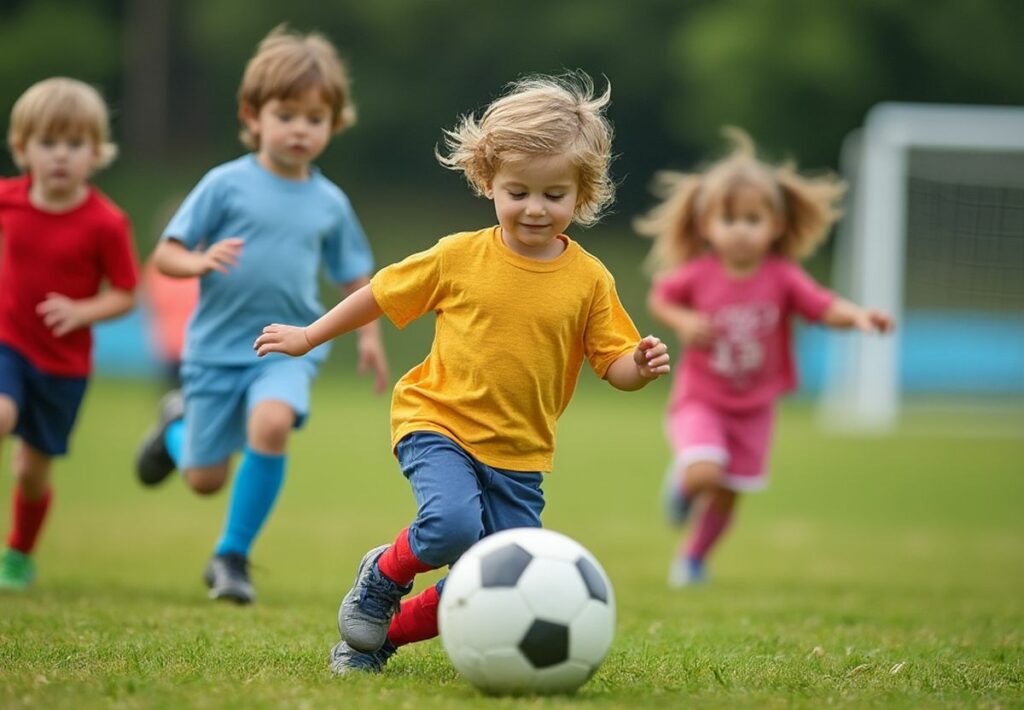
left=517, top=558, right=588, bottom=621
left=568, top=600, right=615, bottom=667
left=533, top=660, right=594, bottom=694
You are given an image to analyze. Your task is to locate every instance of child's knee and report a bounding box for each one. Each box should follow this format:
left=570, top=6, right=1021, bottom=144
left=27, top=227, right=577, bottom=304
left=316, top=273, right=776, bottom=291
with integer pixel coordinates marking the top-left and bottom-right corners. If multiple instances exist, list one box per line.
left=184, top=465, right=228, bottom=495
left=0, top=396, right=17, bottom=436
left=416, top=513, right=483, bottom=566
left=685, top=460, right=725, bottom=490
left=247, top=402, right=295, bottom=453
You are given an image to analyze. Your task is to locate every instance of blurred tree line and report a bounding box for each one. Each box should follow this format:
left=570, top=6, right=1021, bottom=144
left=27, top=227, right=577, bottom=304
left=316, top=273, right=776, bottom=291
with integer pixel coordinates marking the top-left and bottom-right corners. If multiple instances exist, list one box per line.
left=1, top=0, right=1022, bottom=224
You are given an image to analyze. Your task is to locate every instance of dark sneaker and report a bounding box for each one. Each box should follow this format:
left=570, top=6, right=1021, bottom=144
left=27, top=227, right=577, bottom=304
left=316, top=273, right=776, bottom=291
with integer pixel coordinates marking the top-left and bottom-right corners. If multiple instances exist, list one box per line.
left=135, top=390, right=184, bottom=486
left=338, top=545, right=412, bottom=652
left=203, top=552, right=255, bottom=604
left=0, top=548, right=35, bottom=591
left=661, top=463, right=693, bottom=527
left=329, top=639, right=397, bottom=675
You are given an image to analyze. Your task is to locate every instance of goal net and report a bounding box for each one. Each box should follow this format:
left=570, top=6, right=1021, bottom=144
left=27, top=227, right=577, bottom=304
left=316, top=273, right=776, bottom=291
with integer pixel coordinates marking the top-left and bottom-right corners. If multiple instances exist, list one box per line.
left=820, top=103, right=1024, bottom=431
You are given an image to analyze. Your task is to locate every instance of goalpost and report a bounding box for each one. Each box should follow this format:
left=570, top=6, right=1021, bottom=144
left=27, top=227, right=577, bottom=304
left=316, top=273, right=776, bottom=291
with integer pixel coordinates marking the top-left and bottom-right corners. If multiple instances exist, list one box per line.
left=820, top=103, right=1024, bottom=431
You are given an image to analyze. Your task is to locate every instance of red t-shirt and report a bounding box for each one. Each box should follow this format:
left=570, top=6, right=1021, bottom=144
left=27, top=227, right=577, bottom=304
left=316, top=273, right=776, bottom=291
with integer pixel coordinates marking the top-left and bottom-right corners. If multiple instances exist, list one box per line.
left=0, top=175, right=139, bottom=376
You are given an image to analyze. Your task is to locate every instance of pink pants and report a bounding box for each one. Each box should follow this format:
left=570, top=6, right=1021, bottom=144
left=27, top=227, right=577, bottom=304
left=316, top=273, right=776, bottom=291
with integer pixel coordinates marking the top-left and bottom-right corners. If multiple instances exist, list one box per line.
left=667, top=399, right=775, bottom=492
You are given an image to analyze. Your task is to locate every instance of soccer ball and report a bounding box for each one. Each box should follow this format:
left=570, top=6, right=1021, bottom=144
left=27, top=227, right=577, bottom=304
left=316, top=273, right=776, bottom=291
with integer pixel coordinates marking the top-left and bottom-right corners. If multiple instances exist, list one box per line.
left=438, top=527, right=615, bottom=695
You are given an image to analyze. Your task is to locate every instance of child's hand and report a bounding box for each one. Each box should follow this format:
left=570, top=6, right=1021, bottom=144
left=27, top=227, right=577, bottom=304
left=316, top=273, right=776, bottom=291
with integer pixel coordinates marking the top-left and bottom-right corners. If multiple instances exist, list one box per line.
left=254, top=324, right=312, bottom=357
left=197, top=238, right=243, bottom=275
left=853, top=308, right=895, bottom=334
left=634, top=335, right=671, bottom=379
left=679, top=312, right=715, bottom=348
left=36, top=293, right=88, bottom=337
left=357, top=333, right=390, bottom=394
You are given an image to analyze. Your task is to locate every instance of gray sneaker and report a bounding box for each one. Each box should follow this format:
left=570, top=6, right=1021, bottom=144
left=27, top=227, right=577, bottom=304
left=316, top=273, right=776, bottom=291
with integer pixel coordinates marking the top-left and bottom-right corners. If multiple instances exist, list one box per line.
left=203, top=552, right=255, bottom=604
left=135, top=390, right=184, bottom=486
left=329, top=639, right=397, bottom=675
left=338, top=545, right=412, bottom=652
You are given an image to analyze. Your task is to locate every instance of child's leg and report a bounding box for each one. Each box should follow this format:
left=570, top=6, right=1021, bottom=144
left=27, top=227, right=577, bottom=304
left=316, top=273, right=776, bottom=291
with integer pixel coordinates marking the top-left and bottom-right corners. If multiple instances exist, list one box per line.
left=212, top=400, right=292, bottom=557
left=340, top=432, right=484, bottom=653
left=383, top=462, right=545, bottom=650
left=684, top=485, right=738, bottom=565
left=7, top=442, right=53, bottom=554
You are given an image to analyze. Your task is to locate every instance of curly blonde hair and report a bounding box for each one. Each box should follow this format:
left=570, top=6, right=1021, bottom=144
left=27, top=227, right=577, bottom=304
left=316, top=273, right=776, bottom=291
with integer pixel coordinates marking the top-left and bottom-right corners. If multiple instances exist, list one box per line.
left=437, top=72, right=615, bottom=227
left=237, top=24, right=355, bottom=150
left=8, top=77, right=117, bottom=170
left=636, top=128, right=846, bottom=275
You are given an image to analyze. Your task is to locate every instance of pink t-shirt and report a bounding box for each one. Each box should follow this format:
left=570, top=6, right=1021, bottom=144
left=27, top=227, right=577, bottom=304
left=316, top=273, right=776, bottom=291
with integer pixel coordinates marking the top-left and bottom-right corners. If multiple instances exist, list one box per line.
left=654, top=254, right=835, bottom=412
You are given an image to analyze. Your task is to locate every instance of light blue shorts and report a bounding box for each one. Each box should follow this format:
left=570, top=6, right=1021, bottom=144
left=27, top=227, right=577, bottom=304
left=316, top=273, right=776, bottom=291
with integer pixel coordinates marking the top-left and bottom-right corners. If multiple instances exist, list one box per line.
left=179, top=355, right=319, bottom=467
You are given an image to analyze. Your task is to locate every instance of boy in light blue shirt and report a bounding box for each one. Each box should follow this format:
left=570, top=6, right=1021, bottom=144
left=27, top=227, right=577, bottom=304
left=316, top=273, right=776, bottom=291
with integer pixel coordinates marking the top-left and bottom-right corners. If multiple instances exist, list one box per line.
left=135, top=26, right=388, bottom=604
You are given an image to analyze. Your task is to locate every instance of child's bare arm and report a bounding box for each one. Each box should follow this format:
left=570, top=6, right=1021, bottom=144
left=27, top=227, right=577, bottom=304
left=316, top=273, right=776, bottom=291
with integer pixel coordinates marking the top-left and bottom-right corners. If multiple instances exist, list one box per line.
left=36, top=287, right=135, bottom=337
left=341, top=276, right=390, bottom=393
left=153, top=237, right=243, bottom=278
left=647, top=291, right=714, bottom=347
left=254, top=283, right=383, bottom=357
left=822, top=298, right=894, bottom=334
left=604, top=335, right=671, bottom=391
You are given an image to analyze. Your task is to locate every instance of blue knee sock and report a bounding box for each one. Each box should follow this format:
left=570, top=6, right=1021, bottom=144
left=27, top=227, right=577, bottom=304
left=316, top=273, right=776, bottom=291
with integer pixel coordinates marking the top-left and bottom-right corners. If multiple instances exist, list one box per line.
left=164, top=419, right=184, bottom=467
left=214, top=448, right=286, bottom=557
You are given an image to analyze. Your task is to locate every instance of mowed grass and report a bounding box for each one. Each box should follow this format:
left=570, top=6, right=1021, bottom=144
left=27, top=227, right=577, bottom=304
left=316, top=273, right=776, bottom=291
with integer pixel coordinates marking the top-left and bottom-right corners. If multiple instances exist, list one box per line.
left=0, top=375, right=1022, bottom=709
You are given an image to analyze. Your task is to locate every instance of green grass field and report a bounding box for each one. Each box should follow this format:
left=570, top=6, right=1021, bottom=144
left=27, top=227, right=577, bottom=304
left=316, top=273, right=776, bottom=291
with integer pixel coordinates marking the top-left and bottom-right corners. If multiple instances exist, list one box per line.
left=1, top=376, right=1022, bottom=708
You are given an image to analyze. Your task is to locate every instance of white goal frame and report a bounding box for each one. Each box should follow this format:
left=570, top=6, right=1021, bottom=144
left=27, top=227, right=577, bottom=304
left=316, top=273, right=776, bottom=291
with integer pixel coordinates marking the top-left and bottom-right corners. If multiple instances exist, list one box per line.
left=820, top=102, right=1024, bottom=431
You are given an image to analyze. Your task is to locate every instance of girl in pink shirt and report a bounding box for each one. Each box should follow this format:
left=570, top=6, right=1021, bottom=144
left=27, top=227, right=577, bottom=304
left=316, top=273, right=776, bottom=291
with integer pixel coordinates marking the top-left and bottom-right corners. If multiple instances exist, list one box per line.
left=636, top=130, right=894, bottom=587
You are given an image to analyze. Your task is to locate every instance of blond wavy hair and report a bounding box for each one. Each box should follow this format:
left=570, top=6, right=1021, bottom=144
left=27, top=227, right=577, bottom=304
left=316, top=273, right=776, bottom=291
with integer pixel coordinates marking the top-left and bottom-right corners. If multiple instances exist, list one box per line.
left=636, top=128, right=846, bottom=275
left=237, top=24, right=356, bottom=150
left=7, top=77, right=117, bottom=170
left=437, top=72, right=615, bottom=227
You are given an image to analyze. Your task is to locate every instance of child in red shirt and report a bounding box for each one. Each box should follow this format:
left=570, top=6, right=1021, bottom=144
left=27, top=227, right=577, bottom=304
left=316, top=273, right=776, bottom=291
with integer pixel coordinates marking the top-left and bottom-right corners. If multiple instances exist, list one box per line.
left=0, top=78, right=139, bottom=590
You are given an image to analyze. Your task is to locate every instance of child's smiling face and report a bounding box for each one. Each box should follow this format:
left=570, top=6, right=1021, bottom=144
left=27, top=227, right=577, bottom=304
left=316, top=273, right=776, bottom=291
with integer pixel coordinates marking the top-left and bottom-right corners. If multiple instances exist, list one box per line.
left=486, top=154, right=579, bottom=260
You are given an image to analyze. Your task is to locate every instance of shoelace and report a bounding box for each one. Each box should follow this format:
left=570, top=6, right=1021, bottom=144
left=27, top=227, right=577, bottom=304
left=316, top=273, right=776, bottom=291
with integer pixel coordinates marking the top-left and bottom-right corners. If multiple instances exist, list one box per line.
left=221, top=553, right=250, bottom=578
left=357, top=569, right=404, bottom=619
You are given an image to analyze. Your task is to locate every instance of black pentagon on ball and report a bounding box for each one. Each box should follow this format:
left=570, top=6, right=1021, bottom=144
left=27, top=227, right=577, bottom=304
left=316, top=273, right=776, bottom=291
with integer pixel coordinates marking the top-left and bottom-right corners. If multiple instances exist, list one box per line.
left=519, top=619, right=569, bottom=668
left=479, top=543, right=533, bottom=588
left=575, top=557, right=609, bottom=603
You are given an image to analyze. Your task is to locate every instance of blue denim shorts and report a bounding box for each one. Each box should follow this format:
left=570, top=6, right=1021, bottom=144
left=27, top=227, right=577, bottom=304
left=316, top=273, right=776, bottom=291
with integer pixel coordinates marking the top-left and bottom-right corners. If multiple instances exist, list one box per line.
left=397, top=431, right=546, bottom=569
left=0, top=344, right=88, bottom=456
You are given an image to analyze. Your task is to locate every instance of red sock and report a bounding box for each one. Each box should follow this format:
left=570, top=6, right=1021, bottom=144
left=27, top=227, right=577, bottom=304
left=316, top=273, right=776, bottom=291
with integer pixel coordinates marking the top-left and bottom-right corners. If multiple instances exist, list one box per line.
left=386, top=584, right=440, bottom=647
left=7, top=487, right=52, bottom=554
left=377, top=527, right=434, bottom=585
left=685, top=498, right=735, bottom=562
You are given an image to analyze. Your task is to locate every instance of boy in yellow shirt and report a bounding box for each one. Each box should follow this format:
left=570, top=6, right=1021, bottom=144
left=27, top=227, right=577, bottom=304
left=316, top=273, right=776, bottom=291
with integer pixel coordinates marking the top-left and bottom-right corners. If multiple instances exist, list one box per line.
left=254, top=73, right=671, bottom=673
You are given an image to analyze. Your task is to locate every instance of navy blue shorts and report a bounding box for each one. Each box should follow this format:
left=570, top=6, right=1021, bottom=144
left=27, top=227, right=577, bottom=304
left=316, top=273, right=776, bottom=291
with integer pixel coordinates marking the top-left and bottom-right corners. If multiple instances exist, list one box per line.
left=0, top=344, right=88, bottom=456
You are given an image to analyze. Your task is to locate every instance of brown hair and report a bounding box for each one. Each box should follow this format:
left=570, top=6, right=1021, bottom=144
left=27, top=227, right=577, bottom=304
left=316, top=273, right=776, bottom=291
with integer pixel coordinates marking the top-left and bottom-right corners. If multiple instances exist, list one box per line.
left=8, top=77, right=117, bottom=170
left=437, top=72, right=615, bottom=227
left=237, top=24, right=355, bottom=150
left=636, top=128, right=846, bottom=275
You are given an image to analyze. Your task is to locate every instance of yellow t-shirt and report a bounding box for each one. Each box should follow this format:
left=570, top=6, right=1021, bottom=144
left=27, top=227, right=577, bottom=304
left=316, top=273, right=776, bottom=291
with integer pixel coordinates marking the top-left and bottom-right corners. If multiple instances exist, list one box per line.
left=371, top=226, right=640, bottom=472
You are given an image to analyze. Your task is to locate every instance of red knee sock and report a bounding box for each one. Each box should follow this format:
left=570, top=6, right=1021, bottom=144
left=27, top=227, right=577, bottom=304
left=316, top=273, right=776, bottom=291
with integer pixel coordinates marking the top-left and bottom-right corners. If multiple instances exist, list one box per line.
left=377, top=527, right=434, bottom=585
left=387, top=584, right=440, bottom=647
left=685, top=499, right=734, bottom=562
left=7, top=487, right=52, bottom=554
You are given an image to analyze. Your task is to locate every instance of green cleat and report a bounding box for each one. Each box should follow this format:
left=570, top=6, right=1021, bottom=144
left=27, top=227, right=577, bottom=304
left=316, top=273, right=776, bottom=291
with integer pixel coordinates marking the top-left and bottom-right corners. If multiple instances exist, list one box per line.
left=0, top=548, right=35, bottom=591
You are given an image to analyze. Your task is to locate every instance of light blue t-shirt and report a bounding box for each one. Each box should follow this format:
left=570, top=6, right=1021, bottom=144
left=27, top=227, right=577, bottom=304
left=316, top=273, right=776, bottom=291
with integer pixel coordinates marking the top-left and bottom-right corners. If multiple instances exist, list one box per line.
left=163, top=154, right=373, bottom=365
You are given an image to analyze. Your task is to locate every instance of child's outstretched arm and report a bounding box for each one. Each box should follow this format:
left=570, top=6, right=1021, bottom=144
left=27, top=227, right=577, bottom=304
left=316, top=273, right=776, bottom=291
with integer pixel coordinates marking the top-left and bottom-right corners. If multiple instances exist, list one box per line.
left=822, top=298, right=895, bottom=334
left=340, top=277, right=390, bottom=393
left=254, top=283, right=383, bottom=358
left=605, top=335, right=671, bottom=391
